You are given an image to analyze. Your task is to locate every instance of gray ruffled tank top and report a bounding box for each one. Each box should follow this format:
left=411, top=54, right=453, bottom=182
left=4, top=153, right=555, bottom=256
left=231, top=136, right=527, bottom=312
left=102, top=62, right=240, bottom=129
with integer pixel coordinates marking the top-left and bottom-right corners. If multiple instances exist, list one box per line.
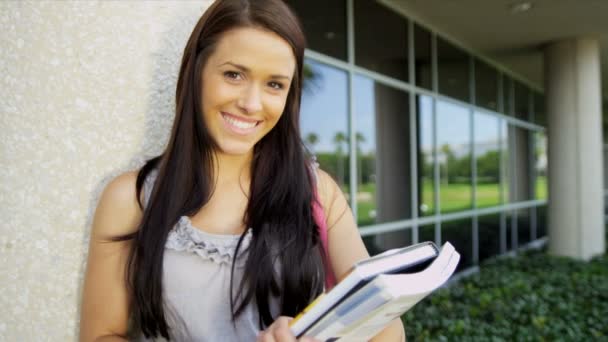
left=136, top=169, right=280, bottom=341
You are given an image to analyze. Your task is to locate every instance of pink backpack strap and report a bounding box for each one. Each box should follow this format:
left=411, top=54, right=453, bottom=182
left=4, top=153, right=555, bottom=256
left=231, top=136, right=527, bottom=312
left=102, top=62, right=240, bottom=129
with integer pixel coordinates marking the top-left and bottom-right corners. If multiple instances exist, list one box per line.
left=310, top=161, right=337, bottom=290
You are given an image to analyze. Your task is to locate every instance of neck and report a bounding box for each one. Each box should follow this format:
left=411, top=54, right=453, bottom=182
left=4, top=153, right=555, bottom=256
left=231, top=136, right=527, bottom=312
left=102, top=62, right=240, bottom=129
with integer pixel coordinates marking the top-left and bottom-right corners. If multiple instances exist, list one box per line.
left=213, top=150, right=253, bottom=187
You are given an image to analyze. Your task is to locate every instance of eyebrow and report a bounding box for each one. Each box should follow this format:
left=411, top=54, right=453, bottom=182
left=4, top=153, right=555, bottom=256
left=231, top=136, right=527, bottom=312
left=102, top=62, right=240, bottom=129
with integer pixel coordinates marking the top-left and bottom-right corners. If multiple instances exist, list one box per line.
left=218, top=61, right=292, bottom=80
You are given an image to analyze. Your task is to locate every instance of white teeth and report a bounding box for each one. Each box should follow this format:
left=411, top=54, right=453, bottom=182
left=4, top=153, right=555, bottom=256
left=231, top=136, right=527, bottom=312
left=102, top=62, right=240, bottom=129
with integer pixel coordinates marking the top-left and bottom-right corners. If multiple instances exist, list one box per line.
left=223, top=114, right=257, bottom=129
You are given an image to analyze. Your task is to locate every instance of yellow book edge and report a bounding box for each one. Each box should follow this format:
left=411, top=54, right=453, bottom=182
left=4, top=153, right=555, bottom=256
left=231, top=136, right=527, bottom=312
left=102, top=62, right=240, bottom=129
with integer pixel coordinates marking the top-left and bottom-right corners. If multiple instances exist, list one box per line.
left=289, top=293, right=326, bottom=327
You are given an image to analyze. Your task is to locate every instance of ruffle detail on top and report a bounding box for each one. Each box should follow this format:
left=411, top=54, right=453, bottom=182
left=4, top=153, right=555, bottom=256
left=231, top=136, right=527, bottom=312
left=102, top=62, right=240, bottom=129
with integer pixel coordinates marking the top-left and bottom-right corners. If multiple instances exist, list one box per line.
left=166, top=216, right=253, bottom=267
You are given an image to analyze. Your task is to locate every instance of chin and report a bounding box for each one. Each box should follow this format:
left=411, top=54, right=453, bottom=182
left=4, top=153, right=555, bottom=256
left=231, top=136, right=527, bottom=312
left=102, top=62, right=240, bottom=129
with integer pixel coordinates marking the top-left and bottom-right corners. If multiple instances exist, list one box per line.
left=216, top=142, right=256, bottom=156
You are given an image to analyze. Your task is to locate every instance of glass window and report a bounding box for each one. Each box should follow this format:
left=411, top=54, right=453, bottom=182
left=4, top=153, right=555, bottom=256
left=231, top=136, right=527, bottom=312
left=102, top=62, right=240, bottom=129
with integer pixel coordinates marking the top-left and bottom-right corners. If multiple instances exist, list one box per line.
left=500, top=121, right=510, bottom=203
left=514, top=81, right=530, bottom=121
left=478, top=214, right=501, bottom=263
left=533, top=92, right=546, bottom=127
left=516, top=208, right=532, bottom=245
left=537, top=205, right=547, bottom=238
left=508, top=126, right=533, bottom=202
left=354, top=75, right=411, bottom=226
left=441, top=219, right=473, bottom=271
left=437, top=37, right=470, bottom=103
left=534, top=132, right=547, bottom=200
left=285, top=0, right=347, bottom=61
left=300, top=59, right=350, bottom=196
left=414, top=23, right=432, bottom=90
left=363, top=228, right=412, bottom=256
left=354, top=0, right=409, bottom=82
left=436, top=101, right=472, bottom=213
left=502, top=75, right=513, bottom=115
left=419, top=223, right=437, bottom=245
left=506, top=211, right=516, bottom=251
left=474, top=112, right=501, bottom=208
left=474, top=59, right=498, bottom=112
left=417, top=95, right=434, bottom=216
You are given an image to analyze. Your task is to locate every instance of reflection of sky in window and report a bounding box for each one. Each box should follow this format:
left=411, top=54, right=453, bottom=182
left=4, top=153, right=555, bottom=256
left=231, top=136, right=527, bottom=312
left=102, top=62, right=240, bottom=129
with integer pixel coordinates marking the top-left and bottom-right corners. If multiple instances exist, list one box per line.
left=354, top=75, right=376, bottom=154
left=418, top=95, right=433, bottom=151
left=299, top=59, right=348, bottom=153
left=436, top=101, right=470, bottom=158
left=474, top=111, right=499, bottom=156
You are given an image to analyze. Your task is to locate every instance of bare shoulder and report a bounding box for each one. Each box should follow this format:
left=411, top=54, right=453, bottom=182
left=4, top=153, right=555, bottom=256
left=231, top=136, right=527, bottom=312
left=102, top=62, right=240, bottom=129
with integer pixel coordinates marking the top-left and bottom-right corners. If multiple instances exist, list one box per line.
left=91, top=170, right=142, bottom=240
left=313, top=168, right=344, bottom=212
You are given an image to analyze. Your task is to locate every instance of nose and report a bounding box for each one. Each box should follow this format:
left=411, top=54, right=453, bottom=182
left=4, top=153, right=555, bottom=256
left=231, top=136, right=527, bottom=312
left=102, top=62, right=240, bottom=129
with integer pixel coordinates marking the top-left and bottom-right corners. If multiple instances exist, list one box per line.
left=237, top=84, right=263, bottom=114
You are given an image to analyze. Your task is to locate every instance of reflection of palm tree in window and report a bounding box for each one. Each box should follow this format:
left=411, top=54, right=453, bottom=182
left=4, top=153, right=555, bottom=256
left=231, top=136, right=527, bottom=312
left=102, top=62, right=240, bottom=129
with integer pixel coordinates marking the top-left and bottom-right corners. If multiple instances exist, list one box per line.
left=355, top=132, right=365, bottom=186
left=333, top=131, right=346, bottom=186
left=302, top=62, right=322, bottom=94
left=440, top=143, right=453, bottom=185
left=305, top=132, right=319, bottom=153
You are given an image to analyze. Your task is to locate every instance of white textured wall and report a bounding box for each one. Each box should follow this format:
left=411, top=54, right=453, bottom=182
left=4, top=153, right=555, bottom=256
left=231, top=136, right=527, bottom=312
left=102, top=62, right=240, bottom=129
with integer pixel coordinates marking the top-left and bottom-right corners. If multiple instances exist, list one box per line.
left=0, top=1, right=212, bottom=340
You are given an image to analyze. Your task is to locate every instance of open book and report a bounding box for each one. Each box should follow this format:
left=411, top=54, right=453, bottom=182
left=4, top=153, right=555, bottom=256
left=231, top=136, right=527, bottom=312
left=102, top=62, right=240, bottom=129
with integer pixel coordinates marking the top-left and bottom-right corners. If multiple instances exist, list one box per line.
left=289, top=242, right=460, bottom=341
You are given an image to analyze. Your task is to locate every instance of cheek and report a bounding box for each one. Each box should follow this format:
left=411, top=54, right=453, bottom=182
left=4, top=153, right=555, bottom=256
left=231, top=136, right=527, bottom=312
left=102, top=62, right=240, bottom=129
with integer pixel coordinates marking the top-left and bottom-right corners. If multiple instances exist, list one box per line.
left=266, top=96, right=288, bottom=122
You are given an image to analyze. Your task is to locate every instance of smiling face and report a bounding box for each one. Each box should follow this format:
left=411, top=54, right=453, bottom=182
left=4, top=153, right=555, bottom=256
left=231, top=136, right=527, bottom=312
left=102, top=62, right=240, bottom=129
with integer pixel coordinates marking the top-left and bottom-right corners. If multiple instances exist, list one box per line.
left=200, top=26, right=296, bottom=157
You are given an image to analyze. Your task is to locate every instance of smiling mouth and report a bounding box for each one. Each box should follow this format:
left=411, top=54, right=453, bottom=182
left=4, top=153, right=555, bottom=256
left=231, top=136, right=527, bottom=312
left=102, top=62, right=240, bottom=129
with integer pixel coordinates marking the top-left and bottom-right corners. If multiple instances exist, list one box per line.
left=221, top=112, right=261, bottom=132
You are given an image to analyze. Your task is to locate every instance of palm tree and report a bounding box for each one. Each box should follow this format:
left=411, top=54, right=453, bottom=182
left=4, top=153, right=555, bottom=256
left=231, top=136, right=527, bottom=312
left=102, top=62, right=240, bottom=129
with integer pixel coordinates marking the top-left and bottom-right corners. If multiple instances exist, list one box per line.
left=305, top=132, right=319, bottom=153
left=355, top=132, right=366, bottom=185
left=440, top=144, right=453, bottom=185
left=333, top=132, right=346, bottom=186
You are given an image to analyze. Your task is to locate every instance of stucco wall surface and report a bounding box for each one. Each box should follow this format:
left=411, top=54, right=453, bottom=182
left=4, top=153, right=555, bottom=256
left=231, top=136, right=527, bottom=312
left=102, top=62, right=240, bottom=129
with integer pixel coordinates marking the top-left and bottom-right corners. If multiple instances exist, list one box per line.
left=0, top=1, right=212, bottom=340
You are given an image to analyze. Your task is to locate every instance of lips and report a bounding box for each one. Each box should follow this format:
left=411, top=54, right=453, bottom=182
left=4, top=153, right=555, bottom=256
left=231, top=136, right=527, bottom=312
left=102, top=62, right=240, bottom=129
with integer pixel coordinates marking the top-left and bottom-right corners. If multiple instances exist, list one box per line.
left=221, top=111, right=261, bottom=134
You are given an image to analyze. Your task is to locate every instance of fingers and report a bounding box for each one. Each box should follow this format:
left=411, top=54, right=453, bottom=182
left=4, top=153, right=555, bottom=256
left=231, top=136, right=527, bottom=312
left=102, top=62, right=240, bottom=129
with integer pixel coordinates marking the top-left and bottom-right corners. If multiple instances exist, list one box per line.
left=299, top=337, right=322, bottom=342
left=257, top=316, right=295, bottom=342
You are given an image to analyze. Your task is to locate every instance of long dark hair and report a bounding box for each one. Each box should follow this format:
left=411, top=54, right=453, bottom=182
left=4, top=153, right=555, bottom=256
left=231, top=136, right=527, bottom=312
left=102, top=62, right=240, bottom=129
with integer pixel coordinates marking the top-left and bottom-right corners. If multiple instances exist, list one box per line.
left=113, top=0, right=326, bottom=339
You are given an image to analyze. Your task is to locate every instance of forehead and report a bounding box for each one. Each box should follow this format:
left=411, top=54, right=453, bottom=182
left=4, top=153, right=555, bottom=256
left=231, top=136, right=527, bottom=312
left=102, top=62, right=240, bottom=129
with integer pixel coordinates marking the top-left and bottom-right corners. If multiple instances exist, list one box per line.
left=210, top=27, right=296, bottom=77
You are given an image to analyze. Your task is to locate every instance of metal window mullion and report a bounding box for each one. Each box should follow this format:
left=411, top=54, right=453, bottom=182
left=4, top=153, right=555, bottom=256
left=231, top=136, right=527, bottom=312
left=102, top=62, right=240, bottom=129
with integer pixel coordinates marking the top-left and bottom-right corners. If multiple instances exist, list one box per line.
left=529, top=94, right=537, bottom=241
left=430, top=32, right=441, bottom=245
left=470, top=57, right=479, bottom=264
left=408, top=19, right=419, bottom=244
left=498, top=73, right=507, bottom=253
left=344, top=0, right=358, bottom=220
left=509, top=81, right=518, bottom=250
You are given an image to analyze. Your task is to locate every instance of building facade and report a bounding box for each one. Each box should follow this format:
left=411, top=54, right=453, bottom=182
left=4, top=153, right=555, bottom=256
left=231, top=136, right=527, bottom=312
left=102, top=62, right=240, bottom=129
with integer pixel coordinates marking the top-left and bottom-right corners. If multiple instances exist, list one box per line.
left=287, top=0, right=606, bottom=268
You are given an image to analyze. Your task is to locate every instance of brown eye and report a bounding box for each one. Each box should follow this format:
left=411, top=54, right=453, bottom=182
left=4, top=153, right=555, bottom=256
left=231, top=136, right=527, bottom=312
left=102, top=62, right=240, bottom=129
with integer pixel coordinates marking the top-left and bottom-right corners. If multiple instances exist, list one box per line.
left=224, top=71, right=242, bottom=80
left=268, top=81, right=284, bottom=90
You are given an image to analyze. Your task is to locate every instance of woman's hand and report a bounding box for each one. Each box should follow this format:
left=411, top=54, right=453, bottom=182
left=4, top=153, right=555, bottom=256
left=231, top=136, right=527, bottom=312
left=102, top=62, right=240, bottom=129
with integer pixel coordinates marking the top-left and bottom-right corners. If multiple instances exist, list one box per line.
left=256, top=316, right=320, bottom=342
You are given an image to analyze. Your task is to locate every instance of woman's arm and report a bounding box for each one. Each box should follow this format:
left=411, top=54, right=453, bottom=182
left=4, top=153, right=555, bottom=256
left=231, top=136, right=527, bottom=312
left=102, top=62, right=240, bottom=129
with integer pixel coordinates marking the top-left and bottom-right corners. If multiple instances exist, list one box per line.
left=79, top=172, right=141, bottom=342
left=315, top=169, right=406, bottom=342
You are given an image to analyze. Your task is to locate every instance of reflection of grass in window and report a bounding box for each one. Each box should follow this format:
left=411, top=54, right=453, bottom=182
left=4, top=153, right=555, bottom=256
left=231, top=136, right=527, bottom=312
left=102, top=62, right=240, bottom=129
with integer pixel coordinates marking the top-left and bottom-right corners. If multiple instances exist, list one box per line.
left=439, top=183, right=472, bottom=213
left=535, top=176, right=547, bottom=200
left=476, top=182, right=501, bottom=208
left=357, top=182, right=376, bottom=226
left=354, top=177, right=546, bottom=227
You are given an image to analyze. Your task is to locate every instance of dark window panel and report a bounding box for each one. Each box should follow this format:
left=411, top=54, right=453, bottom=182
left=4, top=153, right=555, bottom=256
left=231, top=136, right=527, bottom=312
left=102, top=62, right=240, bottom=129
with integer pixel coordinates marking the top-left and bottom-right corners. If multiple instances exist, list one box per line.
left=354, top=0, right=409, bottom=82
left=514, top=80, right=530, bottom=121
left=285, top=0, right=347, bottom=61
left=533, top=92, right=546, bottom=127
left=537, top=205, right=547, bottom=238
left=441, top=219, right=474, bottom=272
left=478, top=214, right=501, bottom=264
left=419, top=224, right=436, bottom=245
left=437, top=37, right=470, bottom=103
left=502, top=75, right=513, bottom=115
left=517, top=208, right=532, bottom=245
left=474, top=59, right=499, bottom=112
left=362, top=229, right=412, bottom=256
left=414, top=23, right=432, bottom=90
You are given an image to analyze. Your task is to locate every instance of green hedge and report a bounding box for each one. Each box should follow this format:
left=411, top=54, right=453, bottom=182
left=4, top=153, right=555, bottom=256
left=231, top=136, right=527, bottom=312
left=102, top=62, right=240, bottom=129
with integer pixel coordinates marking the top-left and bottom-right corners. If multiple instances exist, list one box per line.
left=402, top=248, right=608, bottom=341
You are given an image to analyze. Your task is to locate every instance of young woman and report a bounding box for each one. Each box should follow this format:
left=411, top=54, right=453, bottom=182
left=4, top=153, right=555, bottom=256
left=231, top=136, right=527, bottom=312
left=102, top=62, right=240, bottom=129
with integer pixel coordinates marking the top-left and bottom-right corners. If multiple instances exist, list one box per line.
left=79, top=0, right=406, bottom=341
